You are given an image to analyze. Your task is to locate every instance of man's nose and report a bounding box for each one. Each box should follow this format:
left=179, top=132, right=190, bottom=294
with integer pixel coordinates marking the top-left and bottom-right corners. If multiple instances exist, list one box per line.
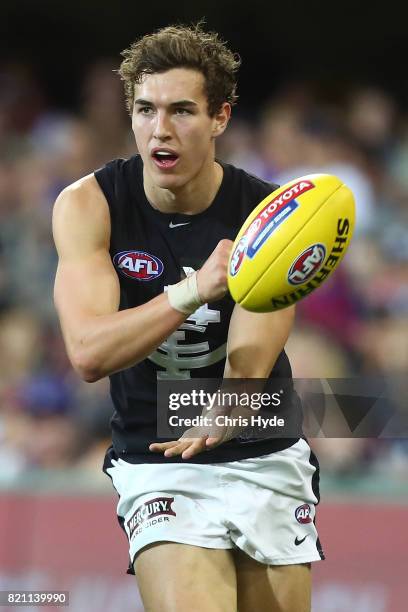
left=153, top=111, right=172, bottom=140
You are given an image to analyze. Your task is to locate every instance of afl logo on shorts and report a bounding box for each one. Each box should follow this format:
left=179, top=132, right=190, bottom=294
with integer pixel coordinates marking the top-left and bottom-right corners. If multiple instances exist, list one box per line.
left=295, top=503, right=312, bottom=524
left=230, top=237, right=248, bottom=277
left=113, top=250, right=164, bottom=281
left=287, top=244, right=326, bottom=286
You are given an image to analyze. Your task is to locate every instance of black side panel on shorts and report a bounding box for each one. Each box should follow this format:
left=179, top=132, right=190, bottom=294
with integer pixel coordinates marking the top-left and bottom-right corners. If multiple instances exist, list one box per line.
left=308, top=447, right=325, bottom=560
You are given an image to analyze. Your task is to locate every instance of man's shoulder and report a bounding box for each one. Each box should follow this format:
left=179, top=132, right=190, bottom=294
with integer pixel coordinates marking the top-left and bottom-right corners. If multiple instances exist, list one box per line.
left=53, top=174, right=111, bottom=254
left=95, top=153, right=142, bottom=177
left=94, top=154, right=143, bottom=203
left=56, top=173, right=105, bottom=206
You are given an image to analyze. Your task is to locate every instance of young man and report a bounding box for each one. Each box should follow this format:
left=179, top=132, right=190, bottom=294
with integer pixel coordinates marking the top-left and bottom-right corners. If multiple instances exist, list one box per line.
left=53, top=24, right=324, bottom=612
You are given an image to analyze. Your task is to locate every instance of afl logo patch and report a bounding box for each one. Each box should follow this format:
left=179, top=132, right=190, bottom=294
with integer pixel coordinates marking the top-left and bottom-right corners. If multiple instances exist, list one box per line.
left=287, top=244, right=326, bottom=286
left=230, top=237, right=248, bottom=277
left=295, top=503, right=312, bottom=524
left=113, top=250, right=164, bottom=281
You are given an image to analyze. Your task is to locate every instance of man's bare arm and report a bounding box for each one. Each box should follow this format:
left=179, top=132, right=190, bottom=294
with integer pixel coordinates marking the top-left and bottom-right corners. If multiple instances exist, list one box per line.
left=53, top=176, right=232, bottom=382
left=224, top=303, right=296, bottom=379
left=53, top=175, right=189, bottom=382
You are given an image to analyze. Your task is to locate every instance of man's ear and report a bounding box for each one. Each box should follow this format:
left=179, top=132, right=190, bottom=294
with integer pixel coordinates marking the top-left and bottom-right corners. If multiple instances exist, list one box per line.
left=212, top=102, right=231, bottom=138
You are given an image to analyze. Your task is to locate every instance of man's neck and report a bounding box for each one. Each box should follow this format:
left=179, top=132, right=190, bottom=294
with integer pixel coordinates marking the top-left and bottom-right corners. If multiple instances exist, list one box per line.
left=143, top=159, right=223, bottom=215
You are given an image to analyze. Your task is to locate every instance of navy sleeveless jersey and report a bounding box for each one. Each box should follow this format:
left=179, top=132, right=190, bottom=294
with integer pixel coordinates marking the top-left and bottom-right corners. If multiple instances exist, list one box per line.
left=95, top=154, right=299, bottom=464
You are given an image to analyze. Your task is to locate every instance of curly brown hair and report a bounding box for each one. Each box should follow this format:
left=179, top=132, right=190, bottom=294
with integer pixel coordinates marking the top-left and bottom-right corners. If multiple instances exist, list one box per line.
left=118, top=22, right=241, bottom=117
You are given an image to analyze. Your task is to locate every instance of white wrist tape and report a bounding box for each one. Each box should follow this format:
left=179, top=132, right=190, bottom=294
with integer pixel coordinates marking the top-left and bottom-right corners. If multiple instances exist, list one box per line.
left=167, top=272, right=204, bottom=314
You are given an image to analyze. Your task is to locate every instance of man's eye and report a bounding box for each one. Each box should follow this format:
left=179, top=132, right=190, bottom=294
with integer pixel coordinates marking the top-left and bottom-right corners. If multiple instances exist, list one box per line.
left=175, top=108, right=190, bottom=115
left=138, top=107, right=153, bottom=114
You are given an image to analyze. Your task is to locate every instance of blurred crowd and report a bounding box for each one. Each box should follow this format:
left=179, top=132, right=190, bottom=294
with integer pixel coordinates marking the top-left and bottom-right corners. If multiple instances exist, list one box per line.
left=0, top=61, right=407, bottom=489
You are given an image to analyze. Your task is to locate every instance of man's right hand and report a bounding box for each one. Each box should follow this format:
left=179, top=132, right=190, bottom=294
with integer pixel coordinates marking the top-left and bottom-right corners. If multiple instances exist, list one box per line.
left=196, top=239, right=234, bottom=303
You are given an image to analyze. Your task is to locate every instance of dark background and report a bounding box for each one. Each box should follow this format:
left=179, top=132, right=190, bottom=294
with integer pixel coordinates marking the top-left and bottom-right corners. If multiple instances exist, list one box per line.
left=1, top=0, right=404, bottom=110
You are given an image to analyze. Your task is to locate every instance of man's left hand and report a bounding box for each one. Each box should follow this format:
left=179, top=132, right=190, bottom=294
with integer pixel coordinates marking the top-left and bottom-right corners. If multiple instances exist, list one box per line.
left=149, top=410, right=241, bottom=460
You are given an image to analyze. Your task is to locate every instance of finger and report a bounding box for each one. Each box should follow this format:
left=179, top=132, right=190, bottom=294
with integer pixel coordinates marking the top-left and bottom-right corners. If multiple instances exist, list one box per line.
left=181, top=438, right=207, bottom=459
left=205, top=436, right=223, bottom=448
left=149, top=441, right=179, bottom=453
left=164, top=441, right=191, bottom=457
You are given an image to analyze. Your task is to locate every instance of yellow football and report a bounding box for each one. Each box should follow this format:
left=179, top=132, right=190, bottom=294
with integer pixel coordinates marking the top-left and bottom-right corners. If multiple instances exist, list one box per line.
left=228, top=174, right=355, bottom=312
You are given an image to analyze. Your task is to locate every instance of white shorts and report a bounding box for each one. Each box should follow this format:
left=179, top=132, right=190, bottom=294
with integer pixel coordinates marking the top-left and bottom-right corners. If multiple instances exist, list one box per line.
left=104, top=438, right=325, bottom=574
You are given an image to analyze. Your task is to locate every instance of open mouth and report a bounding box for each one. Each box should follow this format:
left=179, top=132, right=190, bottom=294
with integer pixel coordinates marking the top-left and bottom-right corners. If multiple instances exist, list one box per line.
left=151, top=150, right=179, bottom=169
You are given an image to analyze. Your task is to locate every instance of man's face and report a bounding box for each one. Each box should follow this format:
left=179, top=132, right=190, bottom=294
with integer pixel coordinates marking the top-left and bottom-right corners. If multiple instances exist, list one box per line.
left=132, top=68, right=229, bottom=190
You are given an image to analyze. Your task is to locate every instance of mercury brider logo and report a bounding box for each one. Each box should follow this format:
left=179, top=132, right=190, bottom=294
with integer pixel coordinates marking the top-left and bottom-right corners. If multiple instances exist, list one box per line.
left=127, top=496, right=176, bottom=539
